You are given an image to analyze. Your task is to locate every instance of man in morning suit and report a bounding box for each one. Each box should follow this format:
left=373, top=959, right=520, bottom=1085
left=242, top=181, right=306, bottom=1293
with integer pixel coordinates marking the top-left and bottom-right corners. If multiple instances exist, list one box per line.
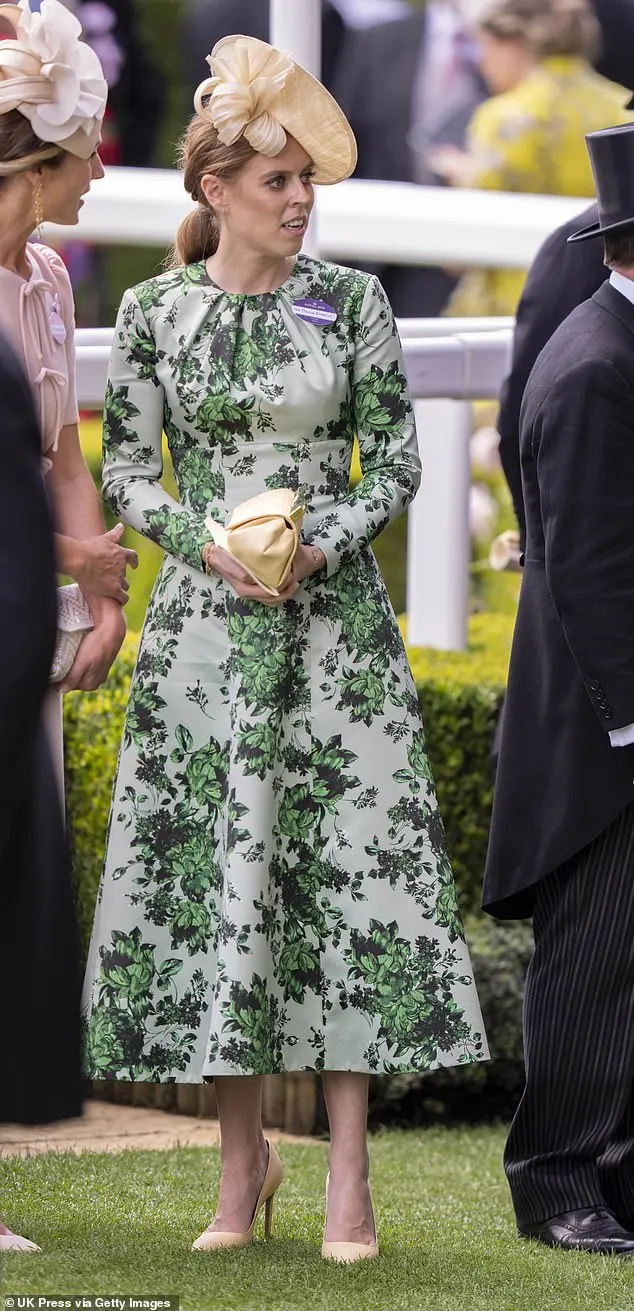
left=483, top=124, right=634, bottom=1255
left=495, top=11, right=634, bottom=544
left=496, top=203, right=603, bottom=549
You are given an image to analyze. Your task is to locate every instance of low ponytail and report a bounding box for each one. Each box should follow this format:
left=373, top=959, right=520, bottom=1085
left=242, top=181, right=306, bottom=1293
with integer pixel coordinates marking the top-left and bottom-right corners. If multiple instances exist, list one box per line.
left=171, top=203, right=218, bottom=268
left=167, top=114, right=256, bottom=269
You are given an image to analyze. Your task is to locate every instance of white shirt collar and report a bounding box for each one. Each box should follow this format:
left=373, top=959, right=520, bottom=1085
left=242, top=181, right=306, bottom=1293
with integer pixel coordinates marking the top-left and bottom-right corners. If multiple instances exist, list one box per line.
left=610, top=270, right=634, bottom=305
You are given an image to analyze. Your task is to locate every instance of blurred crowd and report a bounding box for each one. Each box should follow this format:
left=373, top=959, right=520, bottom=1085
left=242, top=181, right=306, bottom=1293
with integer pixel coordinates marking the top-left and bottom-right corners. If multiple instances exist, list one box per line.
left=181, top=0, right=634, bottom=317
left=35, top=0, right=634, bottom=320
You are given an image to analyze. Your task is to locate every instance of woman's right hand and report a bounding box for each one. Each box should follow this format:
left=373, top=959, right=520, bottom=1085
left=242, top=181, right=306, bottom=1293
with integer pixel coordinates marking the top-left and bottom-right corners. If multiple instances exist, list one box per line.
left=203, top=543, right=299, bottom=605
left=60, top=524, right=139, bottom=605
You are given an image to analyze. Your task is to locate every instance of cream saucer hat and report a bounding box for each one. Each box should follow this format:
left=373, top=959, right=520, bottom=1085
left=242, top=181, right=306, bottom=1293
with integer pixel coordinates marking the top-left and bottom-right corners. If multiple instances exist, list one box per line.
left=193, top=34, right=357, bottom=185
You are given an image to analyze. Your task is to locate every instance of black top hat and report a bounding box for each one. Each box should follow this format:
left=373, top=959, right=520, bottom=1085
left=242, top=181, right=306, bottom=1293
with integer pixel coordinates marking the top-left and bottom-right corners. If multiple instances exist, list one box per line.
left=568, top=123, right=634, bottom=243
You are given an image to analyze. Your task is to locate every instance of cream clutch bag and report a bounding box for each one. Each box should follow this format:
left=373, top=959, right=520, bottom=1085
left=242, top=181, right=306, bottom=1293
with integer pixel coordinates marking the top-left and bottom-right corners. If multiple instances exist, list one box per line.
left=205, top=489, right=304, bottom=595
left=50, top=584, right=94, bottom=684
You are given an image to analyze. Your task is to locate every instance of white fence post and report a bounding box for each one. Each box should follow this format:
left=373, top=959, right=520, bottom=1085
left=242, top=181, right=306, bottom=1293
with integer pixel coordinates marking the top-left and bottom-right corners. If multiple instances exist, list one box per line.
left=406, top=400, right=472, bottom=651
left=270, top=0, right=322, bottom=75
left=270, top=0, right=322, bottom=256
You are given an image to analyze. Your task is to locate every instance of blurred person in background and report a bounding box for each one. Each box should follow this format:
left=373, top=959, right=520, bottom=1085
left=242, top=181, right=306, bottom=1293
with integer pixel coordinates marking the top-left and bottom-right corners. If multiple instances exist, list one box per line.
left=57, top=0, right=166, bottom=322
left=74, top=1, right=165, bottom=170
left=433, top=0, right=631, bottom=316
left=333, top=0, right=487, bottom=316
left=182, top=0, right=346, bottom=94
left=33, top=0, right=165, bottom=166
left=494, top=0, right=634, bottom=546
left=0, top=337, right=81, bottom=1255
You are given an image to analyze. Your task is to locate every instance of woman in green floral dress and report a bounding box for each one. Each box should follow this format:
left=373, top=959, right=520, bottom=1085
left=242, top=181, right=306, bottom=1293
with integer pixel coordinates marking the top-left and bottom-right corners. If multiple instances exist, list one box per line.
left=82, top=34, right=488, bottom=1259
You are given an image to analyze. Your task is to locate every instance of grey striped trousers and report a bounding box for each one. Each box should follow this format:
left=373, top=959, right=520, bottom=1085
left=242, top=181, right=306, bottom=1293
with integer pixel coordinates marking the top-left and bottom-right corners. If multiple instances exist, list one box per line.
left=506, top=802, right=634, bottom=1227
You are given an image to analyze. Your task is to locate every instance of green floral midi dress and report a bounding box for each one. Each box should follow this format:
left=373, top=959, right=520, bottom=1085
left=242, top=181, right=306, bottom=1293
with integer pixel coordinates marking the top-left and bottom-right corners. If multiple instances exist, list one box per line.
left=82, top=254, right=488, bottom=1081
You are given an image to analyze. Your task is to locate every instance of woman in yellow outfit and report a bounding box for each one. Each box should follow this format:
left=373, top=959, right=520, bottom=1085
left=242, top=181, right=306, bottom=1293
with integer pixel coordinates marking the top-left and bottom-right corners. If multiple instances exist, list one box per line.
left=432, top=0, right=631, bottom=316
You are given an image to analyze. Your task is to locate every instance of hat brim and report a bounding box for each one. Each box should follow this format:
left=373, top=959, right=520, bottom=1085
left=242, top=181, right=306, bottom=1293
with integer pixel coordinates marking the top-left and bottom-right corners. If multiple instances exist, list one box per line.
left=568, top=213, right=634, bottom=242
left=211, top=35, right=357, bottom=185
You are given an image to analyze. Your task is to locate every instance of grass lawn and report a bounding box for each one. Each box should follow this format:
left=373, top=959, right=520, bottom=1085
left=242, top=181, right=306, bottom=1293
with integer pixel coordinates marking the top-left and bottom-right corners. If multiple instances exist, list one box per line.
left=2, top=1128, right=634, bottom=1310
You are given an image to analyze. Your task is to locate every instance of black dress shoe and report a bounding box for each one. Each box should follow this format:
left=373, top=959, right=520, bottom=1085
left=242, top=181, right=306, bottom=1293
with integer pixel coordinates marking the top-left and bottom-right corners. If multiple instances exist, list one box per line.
left=518, top=1207, right=634, bottom=1255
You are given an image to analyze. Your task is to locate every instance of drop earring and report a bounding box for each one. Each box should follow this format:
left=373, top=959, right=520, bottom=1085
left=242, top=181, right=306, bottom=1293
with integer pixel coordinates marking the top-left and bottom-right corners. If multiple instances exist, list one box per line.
left=33, top=175, right=44, bottom=238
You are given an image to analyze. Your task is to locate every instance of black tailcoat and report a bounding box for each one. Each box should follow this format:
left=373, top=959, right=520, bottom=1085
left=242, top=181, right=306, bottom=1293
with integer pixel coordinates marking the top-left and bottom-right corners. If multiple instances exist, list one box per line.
left=0, top=339, right=81, bottom=1124
left=497, top=204, right=605, bottom=548
left=484, top=282, right=634, bottom=918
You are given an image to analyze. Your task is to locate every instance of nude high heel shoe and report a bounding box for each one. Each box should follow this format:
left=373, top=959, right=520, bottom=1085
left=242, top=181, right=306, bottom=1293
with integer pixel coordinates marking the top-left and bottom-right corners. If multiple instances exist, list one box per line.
left=0, top=1222, right=41, bottom=1253
left=192, top=1140, right=283, bottom=1252
left=321, top=1173, right=379, bottom=1263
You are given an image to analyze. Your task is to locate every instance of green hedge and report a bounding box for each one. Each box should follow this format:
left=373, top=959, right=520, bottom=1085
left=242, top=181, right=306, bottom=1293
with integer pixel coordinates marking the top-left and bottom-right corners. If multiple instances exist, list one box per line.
left=407, top=611, right=511, bottom=911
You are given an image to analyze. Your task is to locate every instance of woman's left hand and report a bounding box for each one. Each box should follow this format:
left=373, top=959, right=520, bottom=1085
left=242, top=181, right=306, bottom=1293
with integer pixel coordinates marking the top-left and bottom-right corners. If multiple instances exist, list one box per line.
left=203, top=542, right=325, bottom=605
left=288, top=544, right=326, bottom=586
left=260, top=544, right=326, bottom=604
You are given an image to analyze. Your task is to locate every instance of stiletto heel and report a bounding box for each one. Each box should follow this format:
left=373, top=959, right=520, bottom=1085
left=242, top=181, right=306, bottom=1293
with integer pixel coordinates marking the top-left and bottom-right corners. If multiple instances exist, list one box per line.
left=192, top=1140, right=283, bottom=1252
left=320, top=1172, right=379, bottom=1263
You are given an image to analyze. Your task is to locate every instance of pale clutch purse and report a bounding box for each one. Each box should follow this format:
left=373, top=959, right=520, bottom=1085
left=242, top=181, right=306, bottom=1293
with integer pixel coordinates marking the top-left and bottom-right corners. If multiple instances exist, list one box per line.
left=50, top=584, right=94, bottom=684
left=205, top=488, right=304, bottom=595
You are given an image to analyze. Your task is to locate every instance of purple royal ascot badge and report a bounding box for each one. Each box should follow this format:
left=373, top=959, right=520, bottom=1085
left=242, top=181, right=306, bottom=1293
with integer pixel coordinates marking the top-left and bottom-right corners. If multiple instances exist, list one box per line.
left=292, top=297, right=338, bottom=327
left=49, top=299, right=67, bottom=344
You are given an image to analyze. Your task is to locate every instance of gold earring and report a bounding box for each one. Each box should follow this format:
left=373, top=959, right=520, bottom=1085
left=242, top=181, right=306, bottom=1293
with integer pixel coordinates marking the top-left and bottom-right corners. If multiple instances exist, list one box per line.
left=33, top=175, right=44, bottom=236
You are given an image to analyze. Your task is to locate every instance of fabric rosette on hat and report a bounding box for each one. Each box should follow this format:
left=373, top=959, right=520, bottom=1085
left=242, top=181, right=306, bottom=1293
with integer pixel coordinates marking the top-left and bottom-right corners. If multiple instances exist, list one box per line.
left=0, top=0, right=107, bottom=159
left=193, top=33, right=357, bottom=185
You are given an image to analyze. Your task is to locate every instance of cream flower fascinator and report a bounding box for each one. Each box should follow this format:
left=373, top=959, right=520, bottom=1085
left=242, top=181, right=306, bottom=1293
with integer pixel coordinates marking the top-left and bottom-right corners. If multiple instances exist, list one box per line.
left=194, top=34, right=357, bottom=185
left=0, top=0, right=107, bottom=164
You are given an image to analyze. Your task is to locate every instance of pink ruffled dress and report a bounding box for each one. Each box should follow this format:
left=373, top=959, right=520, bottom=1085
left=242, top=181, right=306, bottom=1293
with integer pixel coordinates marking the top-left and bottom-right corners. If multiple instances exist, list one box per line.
left=0, top=242, right=80, bottom=791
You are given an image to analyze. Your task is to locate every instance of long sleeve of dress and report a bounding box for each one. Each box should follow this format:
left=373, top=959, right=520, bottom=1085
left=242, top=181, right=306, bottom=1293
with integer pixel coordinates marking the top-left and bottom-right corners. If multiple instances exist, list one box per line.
left=102, top=288, right=212, bottom=572
left=304, top=275, right=421, bottom=577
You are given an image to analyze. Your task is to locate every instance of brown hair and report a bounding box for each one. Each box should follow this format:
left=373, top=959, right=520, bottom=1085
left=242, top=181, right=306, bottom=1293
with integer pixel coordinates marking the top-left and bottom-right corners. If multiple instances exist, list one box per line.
left=479, top=0, right=599, bottom=60
left=170, top=115, right=257, bottom=267
left=0, top=109, right=65, bottom=187
left=604, top=231, right=634, bottom=270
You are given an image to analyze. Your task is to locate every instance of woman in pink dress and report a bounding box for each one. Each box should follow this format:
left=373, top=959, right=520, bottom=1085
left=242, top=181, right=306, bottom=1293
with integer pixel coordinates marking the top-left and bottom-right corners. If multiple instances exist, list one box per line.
left=0, top=0, right=135, bottom=1252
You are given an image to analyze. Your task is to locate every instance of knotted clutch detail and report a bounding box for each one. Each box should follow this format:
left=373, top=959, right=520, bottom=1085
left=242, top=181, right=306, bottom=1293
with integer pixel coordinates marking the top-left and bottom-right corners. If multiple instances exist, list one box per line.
left=205, top=488, right=304, bottom=596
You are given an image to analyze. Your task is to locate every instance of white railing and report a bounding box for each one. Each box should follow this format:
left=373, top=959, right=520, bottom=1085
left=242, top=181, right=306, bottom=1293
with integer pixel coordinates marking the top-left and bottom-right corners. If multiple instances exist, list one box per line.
left=76, top=324, right=513, bottom=651
left=45, top=167, right=586, bottom=270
